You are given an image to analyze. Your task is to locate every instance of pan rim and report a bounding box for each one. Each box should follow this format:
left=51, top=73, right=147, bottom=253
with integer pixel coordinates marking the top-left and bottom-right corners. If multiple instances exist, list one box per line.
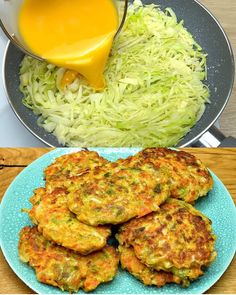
left=179, top=0, right=235, bottom=147
left=2, top=41, right=55, bottom=147
left=2, top=0, right=235, bottom=148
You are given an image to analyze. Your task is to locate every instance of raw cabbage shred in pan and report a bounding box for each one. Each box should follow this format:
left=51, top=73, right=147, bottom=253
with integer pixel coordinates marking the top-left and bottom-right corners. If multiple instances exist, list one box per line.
left=19, top=0, right=210, bottom=147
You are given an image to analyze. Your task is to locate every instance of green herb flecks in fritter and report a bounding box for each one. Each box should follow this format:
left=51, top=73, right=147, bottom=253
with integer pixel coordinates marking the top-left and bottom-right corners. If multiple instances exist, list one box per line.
left=67, top=160, right=170, bottom=226
left=117, top=148, right=213, bottom=203
left=44, top=149, right=109, bottom=190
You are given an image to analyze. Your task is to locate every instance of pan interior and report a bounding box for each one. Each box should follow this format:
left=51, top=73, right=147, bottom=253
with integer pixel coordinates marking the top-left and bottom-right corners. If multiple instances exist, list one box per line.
left=3, top=0, right=235, bottom=147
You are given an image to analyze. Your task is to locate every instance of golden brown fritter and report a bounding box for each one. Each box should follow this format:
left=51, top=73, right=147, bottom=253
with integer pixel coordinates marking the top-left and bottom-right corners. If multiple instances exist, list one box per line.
left=67, top=160, right=170, bottom=226
left=27, top=187, right=111, bottom=255
left=19, top=226, right=119, bottom=293
left=44, top=150, right=109, bottom=191
left=117, top=148, right=213, bottom=203
left=119, top=245, right=182, bottom=287
left=117, top=198, right=217, bottom=286
left=45, top=150, right=108, bottom=182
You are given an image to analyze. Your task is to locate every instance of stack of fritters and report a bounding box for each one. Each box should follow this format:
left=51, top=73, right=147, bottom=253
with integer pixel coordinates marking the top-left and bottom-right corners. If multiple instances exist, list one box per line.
left=19, top=227, right=119, bottom=292
left=27, top=187, right=111, bottom=254
left=19, top=150, right=119, bottom=292
left=19, top=148, right=216, bottom=292
left=117, top=198, right=216, bottom=287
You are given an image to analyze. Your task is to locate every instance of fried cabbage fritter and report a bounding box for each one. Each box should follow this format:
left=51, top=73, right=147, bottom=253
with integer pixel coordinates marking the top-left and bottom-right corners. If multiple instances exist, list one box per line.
left=118, top=148, right=213, bottom=203
left=67, top=160, right=170, bottom=226
left=27, top=187, right=111, bottom=255
left=44, top=150, right=109, bottom=191
left=19, top=227, right=119, bottom=292
left=119, top=245, right=182, bottom=287
left=45, top=150, right=108, bottom=182
left=117, top=198, right=217, bottom=286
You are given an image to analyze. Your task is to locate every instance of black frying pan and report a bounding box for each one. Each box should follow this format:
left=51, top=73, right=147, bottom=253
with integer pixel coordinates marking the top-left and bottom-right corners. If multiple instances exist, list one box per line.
left=3, top=0, right=235, bottom=147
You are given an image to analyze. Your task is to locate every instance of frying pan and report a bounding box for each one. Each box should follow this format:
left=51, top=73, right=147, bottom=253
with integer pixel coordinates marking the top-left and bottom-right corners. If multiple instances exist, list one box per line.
left=2, top=0, right=236, bottom=147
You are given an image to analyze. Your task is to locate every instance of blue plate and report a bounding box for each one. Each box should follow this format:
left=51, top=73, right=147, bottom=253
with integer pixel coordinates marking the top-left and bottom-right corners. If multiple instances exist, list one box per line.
left=0, top=148, right=236, bottom=294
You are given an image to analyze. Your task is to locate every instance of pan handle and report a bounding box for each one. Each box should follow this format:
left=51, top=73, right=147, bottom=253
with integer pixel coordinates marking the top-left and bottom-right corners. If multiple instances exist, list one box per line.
left=192, top=125, right=236, bottom=147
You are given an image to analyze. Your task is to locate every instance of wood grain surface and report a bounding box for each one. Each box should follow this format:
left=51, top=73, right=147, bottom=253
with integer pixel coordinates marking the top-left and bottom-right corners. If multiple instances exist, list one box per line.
left=200, top=0, right=236, bottom=138
left=0, top=148, right=235, bottom=294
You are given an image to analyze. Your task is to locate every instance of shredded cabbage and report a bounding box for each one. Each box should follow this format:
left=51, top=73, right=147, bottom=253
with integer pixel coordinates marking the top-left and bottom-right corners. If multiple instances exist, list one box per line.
left=20, top=0, right=210, bottom=147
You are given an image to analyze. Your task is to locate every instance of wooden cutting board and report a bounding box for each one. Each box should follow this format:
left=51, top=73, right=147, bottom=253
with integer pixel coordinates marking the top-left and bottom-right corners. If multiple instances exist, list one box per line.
left=0, top=148, right=235, bottom=294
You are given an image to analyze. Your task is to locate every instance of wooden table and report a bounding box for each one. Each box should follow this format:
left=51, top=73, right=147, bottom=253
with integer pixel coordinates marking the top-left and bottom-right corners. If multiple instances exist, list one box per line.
left=0, top=148, right=235, bottom=294
left=200, top=0, right=236, bottom=138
